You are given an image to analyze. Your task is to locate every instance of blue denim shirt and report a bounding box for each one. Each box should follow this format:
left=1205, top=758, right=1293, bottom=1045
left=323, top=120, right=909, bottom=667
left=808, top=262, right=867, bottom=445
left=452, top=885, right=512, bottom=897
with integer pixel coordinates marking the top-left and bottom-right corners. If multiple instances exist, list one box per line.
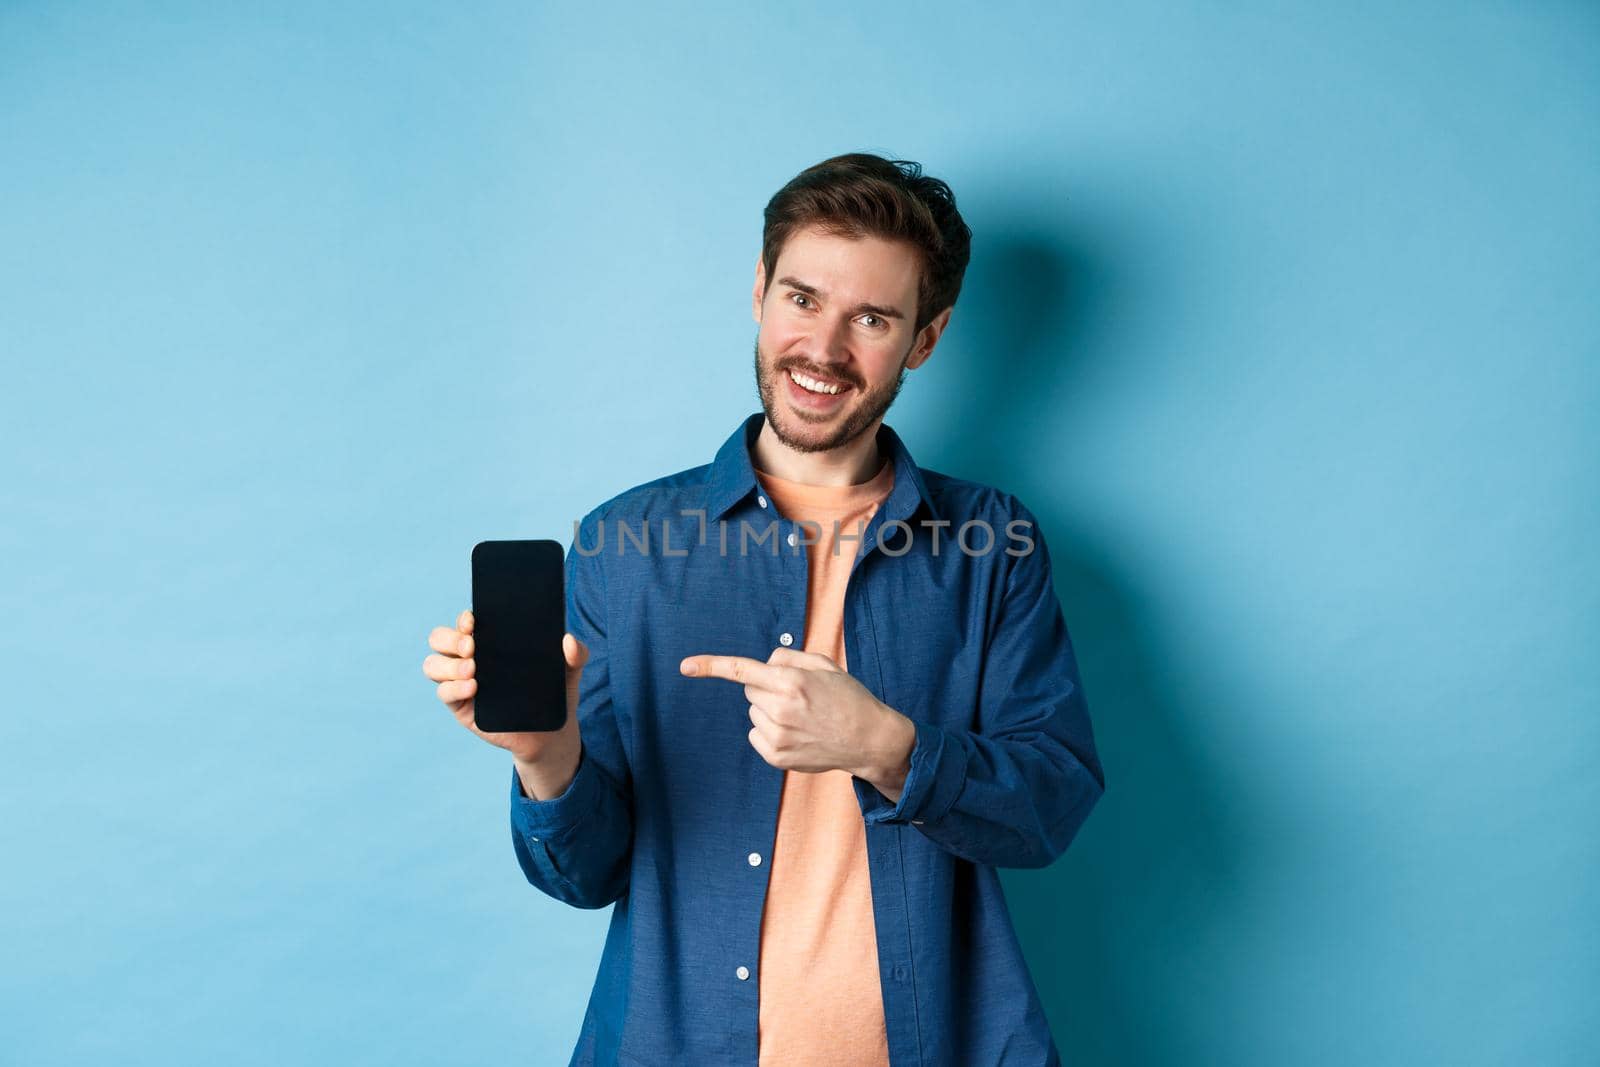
left=509, top=412, right=1105, bottom=1066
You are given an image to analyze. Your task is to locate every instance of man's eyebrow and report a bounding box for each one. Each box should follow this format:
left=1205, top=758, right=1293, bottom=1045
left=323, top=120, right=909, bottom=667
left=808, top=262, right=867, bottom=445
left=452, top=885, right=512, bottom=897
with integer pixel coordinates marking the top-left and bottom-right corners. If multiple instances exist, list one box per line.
left=774, top=275, right=906, bottom=320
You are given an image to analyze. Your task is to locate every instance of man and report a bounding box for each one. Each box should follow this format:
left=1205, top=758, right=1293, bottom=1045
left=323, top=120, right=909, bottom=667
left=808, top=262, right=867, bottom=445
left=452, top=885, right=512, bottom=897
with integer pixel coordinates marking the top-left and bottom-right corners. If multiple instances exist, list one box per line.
left=422, top=153, right=1105, bottom=1066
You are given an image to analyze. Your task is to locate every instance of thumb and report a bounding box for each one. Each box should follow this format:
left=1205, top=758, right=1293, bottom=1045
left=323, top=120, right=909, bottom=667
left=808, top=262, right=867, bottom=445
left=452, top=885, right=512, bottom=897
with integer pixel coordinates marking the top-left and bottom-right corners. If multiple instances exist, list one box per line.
left=563, top=632, right=591, bottom=673
left=561, top=633, right=589, bottom=730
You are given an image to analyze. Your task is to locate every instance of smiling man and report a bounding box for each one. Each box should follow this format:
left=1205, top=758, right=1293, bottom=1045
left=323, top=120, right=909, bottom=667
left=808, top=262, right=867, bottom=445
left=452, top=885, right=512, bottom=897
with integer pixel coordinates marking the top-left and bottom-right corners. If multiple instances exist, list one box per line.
left=423, top=153, right=1105, bottom=1066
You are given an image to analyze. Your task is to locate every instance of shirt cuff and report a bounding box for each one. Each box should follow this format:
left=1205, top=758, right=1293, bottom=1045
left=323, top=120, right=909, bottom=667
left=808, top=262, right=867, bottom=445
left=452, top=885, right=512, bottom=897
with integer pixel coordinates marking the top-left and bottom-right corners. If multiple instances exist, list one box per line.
left=853, top=719, right=967, bottom=827
left=509, top=747, right=599, bottom=843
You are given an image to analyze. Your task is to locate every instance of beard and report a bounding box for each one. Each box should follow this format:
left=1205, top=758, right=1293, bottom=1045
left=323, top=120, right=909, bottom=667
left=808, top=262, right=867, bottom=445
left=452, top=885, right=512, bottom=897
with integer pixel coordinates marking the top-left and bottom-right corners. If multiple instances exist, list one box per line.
left=753, top=333, right=911, bottom=454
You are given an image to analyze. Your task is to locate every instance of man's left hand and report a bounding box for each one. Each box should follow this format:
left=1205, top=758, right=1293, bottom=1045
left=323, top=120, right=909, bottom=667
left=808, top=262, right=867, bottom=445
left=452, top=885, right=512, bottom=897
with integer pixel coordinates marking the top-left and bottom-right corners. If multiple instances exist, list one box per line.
left=679, top=647, right=915, bottom=797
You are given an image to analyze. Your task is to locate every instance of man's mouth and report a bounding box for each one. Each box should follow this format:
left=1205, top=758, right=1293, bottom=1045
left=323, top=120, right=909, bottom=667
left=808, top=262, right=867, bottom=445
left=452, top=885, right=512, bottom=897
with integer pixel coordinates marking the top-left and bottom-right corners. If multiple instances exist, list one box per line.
left=786, top=368, right=852, bottom=396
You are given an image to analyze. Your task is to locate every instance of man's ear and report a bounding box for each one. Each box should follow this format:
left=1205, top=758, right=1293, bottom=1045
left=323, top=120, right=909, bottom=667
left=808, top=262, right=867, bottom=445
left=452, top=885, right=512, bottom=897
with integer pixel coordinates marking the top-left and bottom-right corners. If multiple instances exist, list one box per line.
left=752, top=256, right=767, bottom=324
left=905, top=307, right=953, bottom=370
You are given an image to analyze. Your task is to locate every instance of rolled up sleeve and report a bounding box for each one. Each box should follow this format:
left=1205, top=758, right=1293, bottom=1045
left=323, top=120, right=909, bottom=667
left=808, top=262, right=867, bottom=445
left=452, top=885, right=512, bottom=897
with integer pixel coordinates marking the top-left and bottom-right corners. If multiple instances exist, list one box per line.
left=508, top=509, right=633, bottom=908
left=854, top=500, right=1105, bottom=869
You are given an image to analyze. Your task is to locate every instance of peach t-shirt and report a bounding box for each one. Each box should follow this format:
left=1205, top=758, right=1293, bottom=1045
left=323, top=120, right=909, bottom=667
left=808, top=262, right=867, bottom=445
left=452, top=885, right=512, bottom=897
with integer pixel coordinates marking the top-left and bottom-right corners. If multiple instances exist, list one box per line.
left=751, top=456, right=896, bottom=1067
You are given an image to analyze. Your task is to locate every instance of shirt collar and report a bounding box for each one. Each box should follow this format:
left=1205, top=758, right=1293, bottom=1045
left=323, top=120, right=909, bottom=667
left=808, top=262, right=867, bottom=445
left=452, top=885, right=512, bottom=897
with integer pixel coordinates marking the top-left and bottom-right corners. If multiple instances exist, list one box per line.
left=703, top=411, right=941, bottom=526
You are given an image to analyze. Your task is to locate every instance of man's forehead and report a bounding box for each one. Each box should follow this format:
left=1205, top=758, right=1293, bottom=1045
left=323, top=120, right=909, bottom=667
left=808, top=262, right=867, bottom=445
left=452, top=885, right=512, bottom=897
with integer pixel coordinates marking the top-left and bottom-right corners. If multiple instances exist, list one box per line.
left=773, top=226, right=921, bottom=300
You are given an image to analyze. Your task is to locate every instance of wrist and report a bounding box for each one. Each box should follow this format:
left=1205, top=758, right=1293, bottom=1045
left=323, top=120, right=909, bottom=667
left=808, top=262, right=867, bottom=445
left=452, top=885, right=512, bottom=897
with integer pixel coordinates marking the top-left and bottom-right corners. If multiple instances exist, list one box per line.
left=512, top=738, right=582, bottom=801
left=855, top=706, right=916, bottom=800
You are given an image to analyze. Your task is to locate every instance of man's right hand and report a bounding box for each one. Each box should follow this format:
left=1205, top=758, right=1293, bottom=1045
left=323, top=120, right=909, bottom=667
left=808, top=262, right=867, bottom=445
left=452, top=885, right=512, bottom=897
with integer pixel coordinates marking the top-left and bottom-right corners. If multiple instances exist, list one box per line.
left=423, top=609, right=587, bottom=790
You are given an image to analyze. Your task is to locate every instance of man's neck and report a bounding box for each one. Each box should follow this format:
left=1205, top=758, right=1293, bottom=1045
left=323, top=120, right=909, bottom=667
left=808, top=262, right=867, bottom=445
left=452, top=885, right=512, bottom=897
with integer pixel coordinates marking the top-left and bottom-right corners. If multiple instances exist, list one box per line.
left=752, top=418, right=884, bottom=487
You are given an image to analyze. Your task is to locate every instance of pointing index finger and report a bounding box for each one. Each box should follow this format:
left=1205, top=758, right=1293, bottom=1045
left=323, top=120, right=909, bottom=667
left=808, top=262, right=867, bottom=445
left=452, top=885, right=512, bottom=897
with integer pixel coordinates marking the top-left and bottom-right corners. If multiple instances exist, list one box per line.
left=680, top=654, right=772, bottom=685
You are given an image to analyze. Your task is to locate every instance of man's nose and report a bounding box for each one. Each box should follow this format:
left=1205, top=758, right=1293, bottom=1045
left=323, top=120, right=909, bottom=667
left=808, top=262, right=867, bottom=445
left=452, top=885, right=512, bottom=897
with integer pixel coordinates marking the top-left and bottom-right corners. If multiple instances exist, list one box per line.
left=811, top=314, right=854, bottom=368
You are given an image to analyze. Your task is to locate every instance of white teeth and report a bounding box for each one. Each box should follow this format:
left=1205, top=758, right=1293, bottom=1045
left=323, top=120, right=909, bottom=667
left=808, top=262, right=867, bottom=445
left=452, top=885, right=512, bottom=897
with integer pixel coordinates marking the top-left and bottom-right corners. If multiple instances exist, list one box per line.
left=789, top=369, right=842, bottom=395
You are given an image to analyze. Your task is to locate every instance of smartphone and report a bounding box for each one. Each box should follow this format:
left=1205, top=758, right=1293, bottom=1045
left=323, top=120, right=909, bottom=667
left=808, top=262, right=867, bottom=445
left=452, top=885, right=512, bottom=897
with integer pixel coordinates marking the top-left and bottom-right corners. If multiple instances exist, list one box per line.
left=469, top=539, right=568, bottom=733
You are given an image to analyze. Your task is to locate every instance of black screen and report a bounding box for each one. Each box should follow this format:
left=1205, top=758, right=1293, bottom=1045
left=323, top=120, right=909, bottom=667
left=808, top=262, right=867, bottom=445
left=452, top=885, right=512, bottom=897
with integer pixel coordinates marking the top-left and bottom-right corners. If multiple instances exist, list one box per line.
left=470, top=539, right=568, bottom=733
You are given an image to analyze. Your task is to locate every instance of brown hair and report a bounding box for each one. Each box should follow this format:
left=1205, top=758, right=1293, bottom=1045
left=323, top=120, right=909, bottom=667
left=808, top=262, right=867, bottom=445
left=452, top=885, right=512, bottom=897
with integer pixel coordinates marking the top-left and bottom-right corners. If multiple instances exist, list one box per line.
left=761, top=152, right=972, bottom=334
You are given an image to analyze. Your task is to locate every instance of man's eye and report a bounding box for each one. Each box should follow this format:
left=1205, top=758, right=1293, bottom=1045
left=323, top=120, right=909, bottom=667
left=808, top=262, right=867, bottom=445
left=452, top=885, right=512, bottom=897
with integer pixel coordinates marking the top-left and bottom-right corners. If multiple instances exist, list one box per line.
left=789, top=293, right=812, bottom=308
left=861, top=315, right=882, bottom=328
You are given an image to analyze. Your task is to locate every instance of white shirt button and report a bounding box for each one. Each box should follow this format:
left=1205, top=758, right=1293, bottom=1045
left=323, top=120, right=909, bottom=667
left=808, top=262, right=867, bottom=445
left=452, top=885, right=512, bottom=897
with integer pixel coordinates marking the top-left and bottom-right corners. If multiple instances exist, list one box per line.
left=778, top=632, right=793, bottom=647
left=757, top=495, right=768, bottom=509
left=786, top=531, right=797, bottom=547
left=747, top=852, right=762, bottom=866
left=736, top=965, right=750, bottom=981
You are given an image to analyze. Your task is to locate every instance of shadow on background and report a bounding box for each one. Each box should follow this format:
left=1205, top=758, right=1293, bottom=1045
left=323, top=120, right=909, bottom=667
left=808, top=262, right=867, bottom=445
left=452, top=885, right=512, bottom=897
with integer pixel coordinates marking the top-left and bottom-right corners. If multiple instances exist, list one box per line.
left=939, top=223, right=1252, bottom=1065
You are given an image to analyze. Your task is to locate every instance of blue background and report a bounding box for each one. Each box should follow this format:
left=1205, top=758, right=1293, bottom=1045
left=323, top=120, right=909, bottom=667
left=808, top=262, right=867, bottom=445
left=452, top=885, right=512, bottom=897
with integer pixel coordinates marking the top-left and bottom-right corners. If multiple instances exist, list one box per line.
left=3, top=3, right=1595, bottom=1064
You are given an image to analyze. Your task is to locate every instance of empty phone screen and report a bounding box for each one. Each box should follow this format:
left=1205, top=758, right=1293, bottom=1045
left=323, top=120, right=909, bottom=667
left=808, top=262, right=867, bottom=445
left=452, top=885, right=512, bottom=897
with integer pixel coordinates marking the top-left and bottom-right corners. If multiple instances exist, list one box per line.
left=470, top=539, right=567, bottom=733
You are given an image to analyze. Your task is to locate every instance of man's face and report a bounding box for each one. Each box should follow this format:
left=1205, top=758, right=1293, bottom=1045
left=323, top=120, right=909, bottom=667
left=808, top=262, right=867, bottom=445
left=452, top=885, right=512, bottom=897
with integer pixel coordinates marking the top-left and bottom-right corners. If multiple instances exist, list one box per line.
left=752, top=225, right=942, bottom=454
